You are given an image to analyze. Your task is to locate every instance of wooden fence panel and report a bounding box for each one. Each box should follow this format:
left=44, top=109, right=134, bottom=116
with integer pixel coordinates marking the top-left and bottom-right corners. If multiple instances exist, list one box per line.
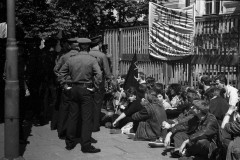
left=104, top=14, right=240, bottom=88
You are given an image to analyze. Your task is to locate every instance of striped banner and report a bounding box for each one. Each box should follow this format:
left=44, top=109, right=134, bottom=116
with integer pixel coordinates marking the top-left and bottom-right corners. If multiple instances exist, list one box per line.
left=149, top=2, right=195, bottom=61
left=0, top=22, right=7, bottom=38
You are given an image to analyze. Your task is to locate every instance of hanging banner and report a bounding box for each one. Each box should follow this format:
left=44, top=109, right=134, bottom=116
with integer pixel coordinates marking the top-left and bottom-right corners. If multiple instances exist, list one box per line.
left=0, top=22, right=7, bottom=38
left=149, top=2, right=195, bottom=61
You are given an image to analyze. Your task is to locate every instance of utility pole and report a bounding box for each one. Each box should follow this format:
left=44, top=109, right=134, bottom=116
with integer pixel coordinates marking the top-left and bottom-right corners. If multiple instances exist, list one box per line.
left=1, top=0, right=24, bottom=160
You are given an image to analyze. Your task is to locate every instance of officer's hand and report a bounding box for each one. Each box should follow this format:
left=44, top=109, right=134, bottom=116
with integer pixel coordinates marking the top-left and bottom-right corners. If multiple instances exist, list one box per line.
left=64, top=84, right=71, bottom=90
left=25, top=89, right=30, bottom=97
left=87, top=88, right=95, bottom=92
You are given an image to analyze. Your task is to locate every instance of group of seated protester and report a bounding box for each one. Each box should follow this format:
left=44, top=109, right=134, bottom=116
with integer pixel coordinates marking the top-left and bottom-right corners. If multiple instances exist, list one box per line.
left=100, top=73, right=240, bottom=160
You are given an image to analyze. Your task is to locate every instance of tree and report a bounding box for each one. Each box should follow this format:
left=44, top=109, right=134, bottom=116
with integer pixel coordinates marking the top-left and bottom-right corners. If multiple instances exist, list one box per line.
left=15, top=0, right=165, bottom=38
left=16, top=0, right=81, bottom=38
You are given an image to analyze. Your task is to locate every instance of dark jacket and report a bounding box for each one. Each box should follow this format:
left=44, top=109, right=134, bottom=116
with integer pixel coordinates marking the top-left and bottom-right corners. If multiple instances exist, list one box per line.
left=132, top=101, right=167, bottom=141
left=54, top=49, right=79, bottom=78
left=124, top=98, right=143, bottom=117
left=189, top=113, right=219, bottom=143
left=209, top=96, right=229, bottom=125
left=171, top=113, right=219, bottom=143
left=171, top=114, right=199, bottom=136
left=172, top=113, right=219, bottom=158
left=89, top=49, right=111, bottom=79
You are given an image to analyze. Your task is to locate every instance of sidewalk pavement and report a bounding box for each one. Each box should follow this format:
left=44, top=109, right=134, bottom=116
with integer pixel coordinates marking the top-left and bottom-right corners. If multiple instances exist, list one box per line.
left=0, top=123, right=176, bottom=160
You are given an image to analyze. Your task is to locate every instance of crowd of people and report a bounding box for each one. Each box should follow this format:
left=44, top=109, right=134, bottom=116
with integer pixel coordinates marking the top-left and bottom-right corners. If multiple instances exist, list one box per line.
left=100, top=72, right=240, bottom=160
left=101, top=73, right=240, bottom=160
left=1, top=34, right=240, bottom=159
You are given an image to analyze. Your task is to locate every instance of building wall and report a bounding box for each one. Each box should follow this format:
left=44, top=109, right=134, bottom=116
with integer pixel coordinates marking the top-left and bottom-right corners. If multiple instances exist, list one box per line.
left=195, top=0, right=240, bottom=17
left=162, top=0, right=240, bottom=16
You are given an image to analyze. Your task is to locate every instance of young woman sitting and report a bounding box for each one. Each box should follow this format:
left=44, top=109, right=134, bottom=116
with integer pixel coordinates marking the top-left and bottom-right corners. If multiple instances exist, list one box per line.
left=111, top=87, right=143, bottom=130
left=130, top=87, right=167, bottom=141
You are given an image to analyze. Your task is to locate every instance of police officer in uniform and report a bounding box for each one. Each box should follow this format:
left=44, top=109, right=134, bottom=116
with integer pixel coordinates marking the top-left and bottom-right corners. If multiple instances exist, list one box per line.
left=54, top=37, right=79, bottom=139
left=59, top=38, right=102, bottom=153
left=89, top=37, right=111, bottom=132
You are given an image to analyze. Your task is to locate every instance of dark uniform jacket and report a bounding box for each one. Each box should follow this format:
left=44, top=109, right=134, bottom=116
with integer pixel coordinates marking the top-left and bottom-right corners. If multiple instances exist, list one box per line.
left=54, top=49, right=79, bottom=78
left=58, top=51, right=102, bottom=89
left=89, top=49, right=111, bottom=79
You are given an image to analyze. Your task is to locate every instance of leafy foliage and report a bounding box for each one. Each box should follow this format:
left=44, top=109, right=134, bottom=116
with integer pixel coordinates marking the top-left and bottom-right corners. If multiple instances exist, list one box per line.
left=15, top=0, right=164, bottom=38
left=16, top=0, right=82, bottom=38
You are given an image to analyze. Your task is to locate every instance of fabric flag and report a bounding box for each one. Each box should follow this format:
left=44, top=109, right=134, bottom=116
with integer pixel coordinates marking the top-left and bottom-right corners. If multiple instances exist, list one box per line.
left=123, top=53, right=139, bottom=90
left=0, top=22, right=7, bottom=38
left=149, top=2, right=195, bottom=61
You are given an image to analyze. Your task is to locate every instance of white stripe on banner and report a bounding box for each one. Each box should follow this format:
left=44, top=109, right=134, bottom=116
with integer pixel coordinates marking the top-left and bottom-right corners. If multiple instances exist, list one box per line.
left=149, top=2, right=195, bottom=61
left=0, top=22, right=7, bottom=38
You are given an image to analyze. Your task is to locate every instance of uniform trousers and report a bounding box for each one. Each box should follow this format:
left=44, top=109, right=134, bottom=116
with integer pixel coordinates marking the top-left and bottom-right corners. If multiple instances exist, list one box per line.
left=65, top=85, right=94, bottom=148
left=92, top=91, right=104, bottom=132
left=57, top=88, right=71, bottom=138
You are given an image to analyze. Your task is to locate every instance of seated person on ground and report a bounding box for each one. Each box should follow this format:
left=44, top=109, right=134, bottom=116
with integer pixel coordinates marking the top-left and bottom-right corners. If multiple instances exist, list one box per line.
left=204, top=86, right=229, bottom=125
left=154, top=82, right=171, bottom=110
left=164, top=100, right=219, bottom=160
left=131, top=87, right=167, bottom=141
left=165, top=84, right=188, bottom=119
left=136, top=71, right=146, bottom=84
left=214, top=74, right=238, bottom=106
left=167, top=83, right=182, bottom=108
left=145, top=76, right=156, bottom=90
left=162, top=88, right=200, bottom=130
left=112, top=87, right=143, bottom=129
left=221, top=91, right=240, bottom=160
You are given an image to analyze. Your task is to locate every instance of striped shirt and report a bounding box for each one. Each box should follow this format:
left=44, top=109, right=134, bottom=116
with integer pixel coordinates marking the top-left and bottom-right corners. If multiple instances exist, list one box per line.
left=225, top=120, right=240, bottom=136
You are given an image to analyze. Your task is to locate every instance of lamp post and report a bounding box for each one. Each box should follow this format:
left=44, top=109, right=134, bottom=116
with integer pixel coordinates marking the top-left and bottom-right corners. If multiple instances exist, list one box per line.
left=1, top=0, right=24, bottom=160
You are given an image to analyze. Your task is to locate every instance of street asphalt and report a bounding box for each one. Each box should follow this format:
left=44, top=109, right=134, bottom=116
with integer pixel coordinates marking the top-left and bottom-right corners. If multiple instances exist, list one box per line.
left=0, top=123, right=177, bottom=160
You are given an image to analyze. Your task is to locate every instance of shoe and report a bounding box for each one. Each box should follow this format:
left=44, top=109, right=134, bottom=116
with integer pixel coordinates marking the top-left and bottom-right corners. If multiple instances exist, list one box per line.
left=81, top=145, right=101, bottom=153
left=65, top=144, right=77, bottom=150
left=110, top=129, right=122, bottom=134
left=90, top=137, right=97, bottom=143
left=148, top=138, right=164, bottom=148
left=171, top=149, right=182, bottom=158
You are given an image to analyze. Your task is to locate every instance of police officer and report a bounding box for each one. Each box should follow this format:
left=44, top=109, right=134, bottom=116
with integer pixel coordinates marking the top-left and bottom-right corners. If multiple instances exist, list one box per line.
left=54, top=37, right=79, bottom=139
left=59, top=38, right=102, bottom=153
left=89, top=37, right=111, bottom=132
